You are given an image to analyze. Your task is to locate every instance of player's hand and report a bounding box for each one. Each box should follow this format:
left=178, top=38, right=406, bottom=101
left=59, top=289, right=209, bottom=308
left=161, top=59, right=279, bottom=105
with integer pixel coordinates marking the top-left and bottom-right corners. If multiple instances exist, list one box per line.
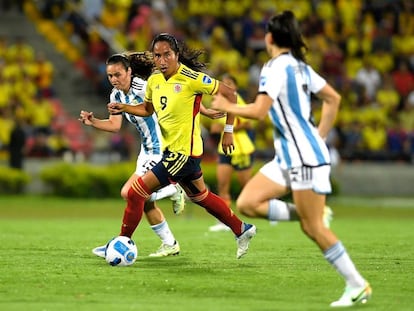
left=211, top=93, right=230, bottom=111
left=203, top=108, right=226, bottom=119
left=221, top=132, right=234, bottom=155
left=107, top=102, right=124, bottom=114
left=79, top=110, right=94, bottom=125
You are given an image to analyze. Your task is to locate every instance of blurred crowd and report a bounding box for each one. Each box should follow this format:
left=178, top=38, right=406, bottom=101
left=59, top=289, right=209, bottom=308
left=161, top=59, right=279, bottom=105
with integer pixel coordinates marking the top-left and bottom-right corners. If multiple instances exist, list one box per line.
left=1, top=0, right=414, bottom=167
left=0, top=35, right=69, bottom=168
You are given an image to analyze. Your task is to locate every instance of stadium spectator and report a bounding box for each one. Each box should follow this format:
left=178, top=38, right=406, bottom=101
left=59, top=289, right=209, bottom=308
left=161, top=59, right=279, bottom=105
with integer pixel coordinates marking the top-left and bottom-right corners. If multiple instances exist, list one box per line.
left=28, top=92, right=55, bottom=136
left=207, top=74, right=255, bottom=232
left=5, top=36, right=34, bottom=63
left=354, top=56, right=382, bottom=102
left=32, top=51, right=55, bottom=98
left=361, top=118, right=388, bottom=161
left=399, top=91, right=414, bottom=134
left=8, top=115, right=26, bottom=169
left=126, top=3, right=153, bottom=52
left=338, top=119, right=364, bottom=161
left=26, top=130, right=53, bottom=158
left=320, top=39, right=345, bottom=88
left=0, top=107, right=14, bottom=152
left=386, top=115, right=410, bottom=162
left=375, top=74, right=400, bottom=115
left=0, top=73, right=13, bottom=109
left=48, top=128, right=70, bottom=157
left=391, top=59, right=414, bottom=101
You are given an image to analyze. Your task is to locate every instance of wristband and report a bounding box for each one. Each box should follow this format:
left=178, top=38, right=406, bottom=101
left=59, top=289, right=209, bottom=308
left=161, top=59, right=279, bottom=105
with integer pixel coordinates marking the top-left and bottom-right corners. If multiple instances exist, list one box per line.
left=224, top=124, right=234, bottom=133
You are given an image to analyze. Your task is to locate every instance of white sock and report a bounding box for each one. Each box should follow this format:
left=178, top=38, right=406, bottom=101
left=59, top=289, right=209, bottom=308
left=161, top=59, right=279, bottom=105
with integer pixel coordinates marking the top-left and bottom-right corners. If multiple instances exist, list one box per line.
left=268, top=199, right=297, bottom=221
left=149, top=184, right=178, bottom=202
left=324, top=241, right=366, bottom=287
left=150, top=220, right=175, bottom=246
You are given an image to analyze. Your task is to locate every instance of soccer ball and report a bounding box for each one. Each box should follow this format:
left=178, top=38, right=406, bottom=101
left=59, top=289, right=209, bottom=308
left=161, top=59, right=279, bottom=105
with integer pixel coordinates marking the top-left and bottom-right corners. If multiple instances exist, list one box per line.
left=105, top=236, right=138, bottom=266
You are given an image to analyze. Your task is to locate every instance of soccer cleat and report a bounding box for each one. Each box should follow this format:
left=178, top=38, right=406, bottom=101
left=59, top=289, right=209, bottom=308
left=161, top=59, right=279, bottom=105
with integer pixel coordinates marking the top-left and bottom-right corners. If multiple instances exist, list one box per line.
left=323, top=206, right=334, bottom=228
left=92, top=245, right=106, bottom=258
left=330, top=282, right=372, bottom=307
left=209, top=222, right=231, bottom=232
left=148, top=241, right=180, bottom=257
left=170, top=183, right=185, bottom=215
left=236, top=224, right=257, bottom=259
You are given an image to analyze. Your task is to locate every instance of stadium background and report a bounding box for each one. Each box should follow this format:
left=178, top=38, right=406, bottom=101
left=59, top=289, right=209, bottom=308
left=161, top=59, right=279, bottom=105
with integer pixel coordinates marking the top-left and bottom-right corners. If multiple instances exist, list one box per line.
left=0, top=0, right=413, bottom=196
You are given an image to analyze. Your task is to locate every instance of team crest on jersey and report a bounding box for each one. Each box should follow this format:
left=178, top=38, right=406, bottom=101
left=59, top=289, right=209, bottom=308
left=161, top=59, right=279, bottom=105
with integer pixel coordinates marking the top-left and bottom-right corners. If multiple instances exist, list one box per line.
left=174, top=84, right=182, bottom=93
left=202, top=75, right=212, bottom=84
left=260, top=76, right=267, bottom=87
left=131, top=97, right=143, bottom=105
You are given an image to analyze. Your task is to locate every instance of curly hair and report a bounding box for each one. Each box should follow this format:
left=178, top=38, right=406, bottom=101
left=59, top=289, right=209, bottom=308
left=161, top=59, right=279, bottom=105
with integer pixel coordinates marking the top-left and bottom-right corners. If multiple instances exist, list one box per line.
left=125, top=51, right=155, bottom=80
left=106, top=51, right=155, bottom=80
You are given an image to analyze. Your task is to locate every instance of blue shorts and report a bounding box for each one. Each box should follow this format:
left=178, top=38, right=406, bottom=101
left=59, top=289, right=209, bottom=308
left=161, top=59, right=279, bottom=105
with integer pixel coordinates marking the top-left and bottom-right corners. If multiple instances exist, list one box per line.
left=218, top=153, right=254, bottom=171
left=151, top=150, right=203, bottom=187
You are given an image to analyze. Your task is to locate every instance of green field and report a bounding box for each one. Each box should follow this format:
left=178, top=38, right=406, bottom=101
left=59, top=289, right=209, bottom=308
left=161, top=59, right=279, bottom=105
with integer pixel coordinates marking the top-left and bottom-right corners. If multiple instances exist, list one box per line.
left=0, top=195, right=413, bottom=311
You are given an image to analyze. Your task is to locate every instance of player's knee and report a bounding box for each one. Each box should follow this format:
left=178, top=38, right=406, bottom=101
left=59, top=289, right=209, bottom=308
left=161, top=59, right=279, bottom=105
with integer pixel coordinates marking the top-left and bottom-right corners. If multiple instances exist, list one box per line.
left=236, top=197, right=255, bottom=216
left=120, top=188, right=128, bottom=200
left=143, top=201, right=155, bottom=212
left=300, top=220, right=321, bottom=241
left=120, top=183, right=132, bottom=200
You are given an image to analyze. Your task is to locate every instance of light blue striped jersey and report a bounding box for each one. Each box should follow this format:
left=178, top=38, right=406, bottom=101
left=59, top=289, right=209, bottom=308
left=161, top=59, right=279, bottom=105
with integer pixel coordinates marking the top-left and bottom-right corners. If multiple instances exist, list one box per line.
left=109, top=76, right=162, bottom=155
left=258, top=53, right=330, bottom=169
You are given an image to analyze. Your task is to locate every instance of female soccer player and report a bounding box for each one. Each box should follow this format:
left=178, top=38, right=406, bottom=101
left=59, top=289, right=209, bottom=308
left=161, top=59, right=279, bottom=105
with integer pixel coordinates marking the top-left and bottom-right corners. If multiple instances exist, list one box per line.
left=80, top=52, right=185, bottom=257
left=211, top=11, right=371, bottom=307
left=107, top=33, right=256, bottom=259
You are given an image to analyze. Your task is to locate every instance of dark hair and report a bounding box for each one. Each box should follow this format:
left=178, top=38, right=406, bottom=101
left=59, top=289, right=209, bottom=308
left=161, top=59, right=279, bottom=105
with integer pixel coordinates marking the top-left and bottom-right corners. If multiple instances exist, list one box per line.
left=106, top=51, right=154, bottom=80
left=106, top=53, right=130, bottom=69
left=266, top=10, right=307, bottom=62
left=150, top=33, right=207, bottom=72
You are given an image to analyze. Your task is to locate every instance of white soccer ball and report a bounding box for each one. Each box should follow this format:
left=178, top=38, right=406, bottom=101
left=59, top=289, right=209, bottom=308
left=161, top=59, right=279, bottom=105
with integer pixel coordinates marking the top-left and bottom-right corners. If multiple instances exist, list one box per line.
left=105, top=236, right=138, bottom=266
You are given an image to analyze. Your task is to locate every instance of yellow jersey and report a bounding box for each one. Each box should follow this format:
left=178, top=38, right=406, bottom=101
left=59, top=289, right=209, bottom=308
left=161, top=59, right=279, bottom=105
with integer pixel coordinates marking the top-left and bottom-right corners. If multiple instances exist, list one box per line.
left=214, top=93, right=255, bottom=156
left=145, top=63, right=219, bottom=157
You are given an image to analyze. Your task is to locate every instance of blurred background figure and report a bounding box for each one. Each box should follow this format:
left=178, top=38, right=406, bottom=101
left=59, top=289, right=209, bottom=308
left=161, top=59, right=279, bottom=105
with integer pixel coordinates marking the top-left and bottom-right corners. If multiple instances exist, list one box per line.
left=8, top=115, right=26, bottom=169
left=207, top=74, right=255, bottom=232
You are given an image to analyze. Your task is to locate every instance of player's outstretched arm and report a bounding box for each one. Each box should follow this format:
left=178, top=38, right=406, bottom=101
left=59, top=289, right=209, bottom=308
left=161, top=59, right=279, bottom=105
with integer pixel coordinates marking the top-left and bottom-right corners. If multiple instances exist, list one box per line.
left=107, top=101, right=154, bottom=117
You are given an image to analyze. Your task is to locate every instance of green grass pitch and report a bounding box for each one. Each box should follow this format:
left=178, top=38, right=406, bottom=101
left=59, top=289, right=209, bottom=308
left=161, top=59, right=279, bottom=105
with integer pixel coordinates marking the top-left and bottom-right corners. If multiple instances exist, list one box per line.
left=0, top=195, right=413, bottom=311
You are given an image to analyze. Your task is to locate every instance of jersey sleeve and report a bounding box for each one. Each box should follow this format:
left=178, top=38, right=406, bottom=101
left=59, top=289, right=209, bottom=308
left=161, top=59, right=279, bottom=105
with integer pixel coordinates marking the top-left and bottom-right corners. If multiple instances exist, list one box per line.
left=132, top=76, right=147, bottom=100
left=144, top=75, right=154, bottom=103
left=306, top=65, right=326, bottom=93
left=109, top=89, right=116, bottom=102
left=258, top=63, right=283, bottom=100
left=194, top=72, right=219, bottom=95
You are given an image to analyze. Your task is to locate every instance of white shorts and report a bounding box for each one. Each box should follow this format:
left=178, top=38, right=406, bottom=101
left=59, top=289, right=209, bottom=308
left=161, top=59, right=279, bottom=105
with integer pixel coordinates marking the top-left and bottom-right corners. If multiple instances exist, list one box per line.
left=135, top=152, right=162, bottom=176
left=259, top=160, right=332, bottom=194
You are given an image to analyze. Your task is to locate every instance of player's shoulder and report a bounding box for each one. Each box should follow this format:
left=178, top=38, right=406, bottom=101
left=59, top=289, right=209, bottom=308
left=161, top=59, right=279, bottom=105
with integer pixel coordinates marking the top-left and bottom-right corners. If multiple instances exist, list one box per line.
left=147, top=70, right=163, bottom=84
left=131, top=76, right=147, bottom=91
left=178, top=64, right=201, bottom=81
left=110, top=87, right=120, bottom=99
left=179, top=64, right=218, bottom=89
